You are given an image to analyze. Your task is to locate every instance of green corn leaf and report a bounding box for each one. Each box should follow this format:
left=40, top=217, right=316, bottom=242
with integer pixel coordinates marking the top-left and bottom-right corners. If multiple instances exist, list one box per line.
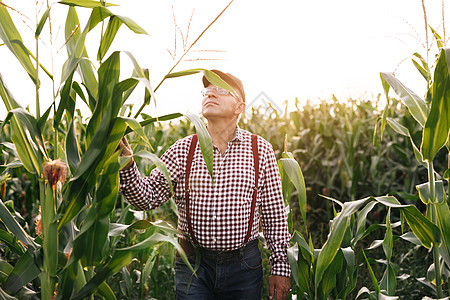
left=416, top=181, right=446, bottom=204
left=379, top=73, right=391, bottom=139
left=380, top=263, right=397, bottom=296
left=435, top=200, right=450, bottom=271
left=382, top=208, right=393, bottom=261
left=0, top=200, right=38, bottom=250
left=291, top=231, right=313, bottom=257
left=36, top=7, right=51, bottom=37
left=133, top=150, right=173, bottom=193
left=0, top=230, right=27, bottom=255
left=125, top=113, right=183, bottom=134
left=58, top=117, right=127, bottom=229
left=59, top=0, right=118, bottom=8
left=380, top=72, right=428, bottom=127
left=96, top=281, right=116, bottom=300
left=429, top=26, right=444, bottom=49
left=412, top=53, right=430, bottom=82
left=86, top=51, right=120, bottom=146
left=321, top=250, right=344, bottom=298
left=3, top=251, right=40, bottom=295
left=64, top=7, right=98, bottom=100
left=166, top=69, right=237, bottom=97
left=387, top=118, right=426, bottom=166
left=352, top=201, right=377, bottom=246
left=315, top=197, right=369, bottom=287
left=0, top=75, right=45, bottom=175
left=421, top=48, right=450, bottom=161
left=98, top=16, right=122, bottom=62
left=184, top=113, right=214, bottom=180
left=402, top=205, right=440, bottom=249
left=374, top=196, right=440, bottom=248
left=362, top=250, right=381, bottom=295
left=0, top=5, right=38, bottom=84
left=124, top=51, right=156, bottom=105
left=72, top=232, right=192, bottom=300
left=72, top=152, right=120, bottom=266
left=0, top=259, right=13, bottom=282
left=279, top=157, right=307, bottom=230
left=66, top=119, right=81, bottom=173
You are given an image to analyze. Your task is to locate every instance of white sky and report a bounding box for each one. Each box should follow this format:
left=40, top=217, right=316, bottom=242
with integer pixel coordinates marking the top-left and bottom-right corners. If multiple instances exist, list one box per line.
left=0, top=0, right=447, bottom=120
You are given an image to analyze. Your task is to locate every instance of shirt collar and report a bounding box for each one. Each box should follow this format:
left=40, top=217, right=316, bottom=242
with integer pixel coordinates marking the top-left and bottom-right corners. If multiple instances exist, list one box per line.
left=231, top=126, right=244, bottom=142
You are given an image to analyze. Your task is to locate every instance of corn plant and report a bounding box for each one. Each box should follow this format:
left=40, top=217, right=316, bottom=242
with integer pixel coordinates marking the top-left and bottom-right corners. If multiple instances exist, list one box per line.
left=377, top=41, right=450, bottom=297
left=0, top=1, right=238, bottom=298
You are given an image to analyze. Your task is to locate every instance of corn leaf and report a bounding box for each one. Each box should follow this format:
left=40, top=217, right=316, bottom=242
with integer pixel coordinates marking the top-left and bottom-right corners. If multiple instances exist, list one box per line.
left=59, top=0, right=118, bottom=8
left=0, top=4, right=38, bottom=84
left=0, top=200, right=38, bottom=250
left=402, top=206, right=440, bottom=249
left=416, top=181, right=446, bottom=204
left=166, top=69, right=237, bottom=97
left=321, top=250, right=344, bottom=298
left=133, top=150, right=173, bottom=193
left=125, top=113, right=183, bottom=134
left=86, top=51, right=120, bottom=145
left=280, top=156, right=307, bottom=229
left=315, top=197, right=369, bottom=287
left=0, top=230, right=26, bottom=255
left=98, top=16, right=121, bottom=62
left=58, top=117, right=127, bottom=229
left=436, top=200, right=450, bottom=271
left=380, top=72, right=428, bottom=127
left=72, top=232, right=191, bottom=300
left=379, top=73, right=391, bottom=139
left=380, top=263, right=397, bottom=297
left=3, top=251, right=40, bottom=295
left=64, top=7, right=98, bottom=100
left=72, top=152, right=120, bottom=266
left=375, top=196, right=440, bottom=248
left=0, top=75, right=46, bottom=174
left=387, top=118, right=426, bottom=167
left=421, top=48, right=450, bottom=161
left=184, top=113, right=214, bottom=179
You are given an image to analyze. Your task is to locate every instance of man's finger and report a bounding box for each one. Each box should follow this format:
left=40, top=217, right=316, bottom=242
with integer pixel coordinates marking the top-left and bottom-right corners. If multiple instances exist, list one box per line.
left=269, top=278, right=275, bottom=300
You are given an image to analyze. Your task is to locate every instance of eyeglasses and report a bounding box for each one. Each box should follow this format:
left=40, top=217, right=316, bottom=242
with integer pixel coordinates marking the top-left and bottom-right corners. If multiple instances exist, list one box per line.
left=201, top=86, right=241, bottom=101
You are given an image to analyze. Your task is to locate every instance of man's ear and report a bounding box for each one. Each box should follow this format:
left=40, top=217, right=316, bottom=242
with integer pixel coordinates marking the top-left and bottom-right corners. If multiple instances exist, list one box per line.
left=236, top=102, right=246, bottom=115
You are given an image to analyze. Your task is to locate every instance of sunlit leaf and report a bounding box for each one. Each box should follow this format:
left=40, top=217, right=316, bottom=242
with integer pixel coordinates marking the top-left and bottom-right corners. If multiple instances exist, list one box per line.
left=380, top=72, right=428, bottom=127
left=184, top=113, right=213, bottom=179
left=0, top=5, right=38, bottom=84
left=421, top=48, right=450, bottom=161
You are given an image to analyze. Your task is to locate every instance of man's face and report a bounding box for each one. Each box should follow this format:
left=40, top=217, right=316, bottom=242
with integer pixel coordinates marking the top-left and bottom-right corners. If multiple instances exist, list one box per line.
left=201, top=84, right=245, bottom=120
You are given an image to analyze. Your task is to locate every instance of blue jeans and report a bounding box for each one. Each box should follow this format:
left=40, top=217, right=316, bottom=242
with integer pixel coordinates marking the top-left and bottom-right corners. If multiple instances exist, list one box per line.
left=174, top=239, right=263, bottom=300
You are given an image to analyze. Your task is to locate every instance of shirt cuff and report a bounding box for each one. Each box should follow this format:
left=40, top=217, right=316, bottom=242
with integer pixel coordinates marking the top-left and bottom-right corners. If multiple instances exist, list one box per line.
left=271, top=259, right=291, bottom=278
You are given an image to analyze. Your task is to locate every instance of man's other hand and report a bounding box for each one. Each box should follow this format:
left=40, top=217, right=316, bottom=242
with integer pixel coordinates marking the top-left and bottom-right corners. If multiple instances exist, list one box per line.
left=118, top=137, right=133, bottom=169
left=269, top=275, right=290, bottom=300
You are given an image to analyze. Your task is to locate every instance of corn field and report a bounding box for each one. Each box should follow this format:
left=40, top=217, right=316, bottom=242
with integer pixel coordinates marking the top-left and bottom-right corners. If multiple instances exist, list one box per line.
left=0, top=1, right=450, bottom=300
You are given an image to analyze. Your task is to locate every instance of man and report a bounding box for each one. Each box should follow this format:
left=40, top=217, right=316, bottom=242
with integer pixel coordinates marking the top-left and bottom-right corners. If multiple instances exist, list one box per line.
left=118, top=70, right=291, bottom=299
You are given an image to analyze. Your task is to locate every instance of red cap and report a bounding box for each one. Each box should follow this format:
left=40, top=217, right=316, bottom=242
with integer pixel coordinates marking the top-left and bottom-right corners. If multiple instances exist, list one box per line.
left=202, top=70, right=245, bottom=102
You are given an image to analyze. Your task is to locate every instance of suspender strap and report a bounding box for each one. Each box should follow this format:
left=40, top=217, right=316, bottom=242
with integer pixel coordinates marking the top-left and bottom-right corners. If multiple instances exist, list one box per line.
left=244, top=134, right=259, bottom=244
left=184, top=134, right=259, bottom=246
left=185, top=134, right=198, bottom=245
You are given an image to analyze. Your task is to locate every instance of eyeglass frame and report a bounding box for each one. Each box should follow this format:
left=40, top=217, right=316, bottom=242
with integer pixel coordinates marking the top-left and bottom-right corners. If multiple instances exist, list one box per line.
left=201, top=86, right=242, bottom=102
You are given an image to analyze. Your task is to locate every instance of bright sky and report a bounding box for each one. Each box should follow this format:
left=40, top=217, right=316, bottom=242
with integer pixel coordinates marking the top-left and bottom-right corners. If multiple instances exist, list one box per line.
left=0, top=0, right=446, bottom=120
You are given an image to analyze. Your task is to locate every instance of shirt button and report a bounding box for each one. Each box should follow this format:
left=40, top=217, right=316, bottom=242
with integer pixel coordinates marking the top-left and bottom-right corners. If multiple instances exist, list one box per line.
left=212, top=215, right=217, bottom=220
left=212, top=237, right=217, bottom=242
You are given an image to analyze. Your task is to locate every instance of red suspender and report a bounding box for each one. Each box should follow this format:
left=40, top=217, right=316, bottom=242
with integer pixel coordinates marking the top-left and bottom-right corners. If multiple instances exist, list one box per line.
left=184, top=134, right=259, bottom=245
left=244, top=134, right=259, bottom=244
left=185, top=134, right=198, bottom=245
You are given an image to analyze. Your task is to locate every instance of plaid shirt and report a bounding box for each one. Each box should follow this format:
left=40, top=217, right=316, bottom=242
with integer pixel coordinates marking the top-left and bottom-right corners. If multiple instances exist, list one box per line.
left=119, top=127, right=291, bottom=277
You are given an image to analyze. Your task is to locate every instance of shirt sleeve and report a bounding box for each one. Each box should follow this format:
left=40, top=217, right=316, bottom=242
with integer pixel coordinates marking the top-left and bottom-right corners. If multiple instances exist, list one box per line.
left=259, top=141, right=291, bottom=278
left=119, top=141, right=182, bottom=211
